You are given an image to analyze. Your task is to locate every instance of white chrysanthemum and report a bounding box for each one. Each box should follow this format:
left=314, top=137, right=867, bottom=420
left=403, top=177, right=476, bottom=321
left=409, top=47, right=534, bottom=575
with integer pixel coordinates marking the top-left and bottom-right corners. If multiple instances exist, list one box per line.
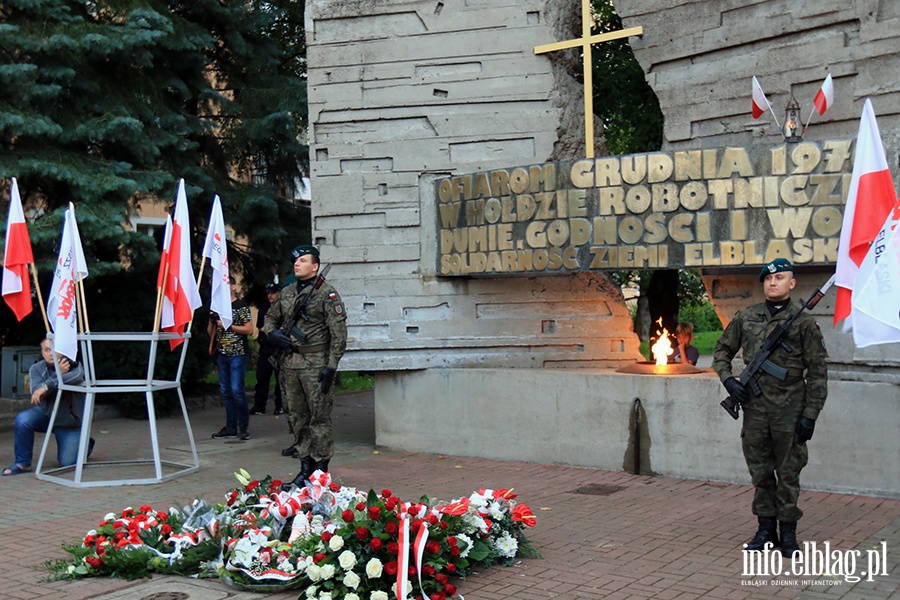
left=370, top=591, right=389, bottom=600
left=365, top=557, right=383, bottom=579
left=339, top=549, right=357, bottom=570
left=468, top=492, right=489, bottom=510
left=329, top=535, right=345, bottom=551
left=320, top=563, right=336, bottom=580
left=306, top=563, right=322, bottom=582
left=488, top=500, right=506, bottom=520
left=456, top=533, right=473, bottom=559
left=343, top=570, right=361, bottom=589
left=310, top=515, right=326, bottom=534
left=493, top=531, right=518, bottom=558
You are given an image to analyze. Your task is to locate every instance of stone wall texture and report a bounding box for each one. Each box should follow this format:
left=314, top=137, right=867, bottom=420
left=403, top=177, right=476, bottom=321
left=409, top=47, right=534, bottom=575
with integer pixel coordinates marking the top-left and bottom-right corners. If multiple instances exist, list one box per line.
left=617, top=0, right=900, bottom=376
left=306, top=0, right=640, bottom=371
left=307, top=0, right=900, bottom=377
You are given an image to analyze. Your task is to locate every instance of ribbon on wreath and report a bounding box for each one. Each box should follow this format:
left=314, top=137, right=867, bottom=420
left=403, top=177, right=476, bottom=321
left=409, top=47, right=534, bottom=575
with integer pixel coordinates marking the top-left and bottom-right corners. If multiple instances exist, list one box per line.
left=397, top=510, right=410, bottom=599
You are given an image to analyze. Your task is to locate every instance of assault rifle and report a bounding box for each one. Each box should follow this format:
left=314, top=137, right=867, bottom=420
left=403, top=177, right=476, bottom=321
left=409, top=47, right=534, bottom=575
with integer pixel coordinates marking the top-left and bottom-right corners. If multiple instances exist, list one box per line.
left=720, top=273, right=835, bottom=420
left=269, top=263, right=331, bottom=368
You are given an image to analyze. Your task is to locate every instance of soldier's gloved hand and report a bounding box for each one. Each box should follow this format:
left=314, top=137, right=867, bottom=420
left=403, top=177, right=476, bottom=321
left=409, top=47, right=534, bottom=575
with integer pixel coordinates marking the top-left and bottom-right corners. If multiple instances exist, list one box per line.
left=269, top=330, right=294, bottom=350
left=795, top=416, right=816, bottom=444
left=724, top=377, right=750, bottom=404
left=318, top=367, right=337, bottom=394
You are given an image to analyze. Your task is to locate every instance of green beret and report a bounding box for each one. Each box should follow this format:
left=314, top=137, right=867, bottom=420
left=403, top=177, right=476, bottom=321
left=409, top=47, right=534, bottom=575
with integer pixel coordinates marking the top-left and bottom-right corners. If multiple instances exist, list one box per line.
left=291, top=245, right=319, bottom=260
left=759, top=258, right=793, bottom=281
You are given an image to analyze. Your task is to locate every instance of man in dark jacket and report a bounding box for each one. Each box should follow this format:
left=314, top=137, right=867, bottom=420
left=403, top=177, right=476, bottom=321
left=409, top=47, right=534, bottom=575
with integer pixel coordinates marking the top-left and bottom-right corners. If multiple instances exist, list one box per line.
left=2, top=338, right=94, bottom=475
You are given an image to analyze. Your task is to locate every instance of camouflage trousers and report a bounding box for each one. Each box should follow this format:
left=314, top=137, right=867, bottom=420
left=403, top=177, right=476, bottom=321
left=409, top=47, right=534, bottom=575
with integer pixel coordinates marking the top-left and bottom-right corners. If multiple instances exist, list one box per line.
left=279, top=352, right=334, bottom=463
left=741, top=394, right=809, bottom=522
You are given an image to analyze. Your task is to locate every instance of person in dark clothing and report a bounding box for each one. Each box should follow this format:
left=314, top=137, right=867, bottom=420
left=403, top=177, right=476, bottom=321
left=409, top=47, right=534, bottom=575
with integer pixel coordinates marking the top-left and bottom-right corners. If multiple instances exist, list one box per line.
left=250, top=283, right=284, bottom=415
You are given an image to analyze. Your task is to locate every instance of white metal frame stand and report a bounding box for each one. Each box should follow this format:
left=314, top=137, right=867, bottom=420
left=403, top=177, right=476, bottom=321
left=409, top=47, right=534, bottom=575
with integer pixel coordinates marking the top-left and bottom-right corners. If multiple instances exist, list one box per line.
left=35, top=331, right=200, bottom=487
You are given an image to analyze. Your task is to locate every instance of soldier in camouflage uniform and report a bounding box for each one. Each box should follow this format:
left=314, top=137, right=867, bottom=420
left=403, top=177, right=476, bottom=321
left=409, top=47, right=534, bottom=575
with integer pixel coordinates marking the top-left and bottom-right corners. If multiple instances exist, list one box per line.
left=265, top=245, right=347, bottom=490
left=713, top=258, right=828, bottom=558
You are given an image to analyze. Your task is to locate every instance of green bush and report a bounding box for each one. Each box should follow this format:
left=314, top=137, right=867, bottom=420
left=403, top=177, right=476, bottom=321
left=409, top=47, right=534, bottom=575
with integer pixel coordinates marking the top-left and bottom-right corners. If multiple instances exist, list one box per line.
left=678, top=301, right=722, bottom=332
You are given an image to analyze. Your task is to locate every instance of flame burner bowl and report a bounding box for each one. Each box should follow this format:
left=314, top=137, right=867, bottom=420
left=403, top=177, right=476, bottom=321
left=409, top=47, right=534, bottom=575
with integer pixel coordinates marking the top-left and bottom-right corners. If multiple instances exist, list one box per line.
left=615, top=361, right=706, bottom=375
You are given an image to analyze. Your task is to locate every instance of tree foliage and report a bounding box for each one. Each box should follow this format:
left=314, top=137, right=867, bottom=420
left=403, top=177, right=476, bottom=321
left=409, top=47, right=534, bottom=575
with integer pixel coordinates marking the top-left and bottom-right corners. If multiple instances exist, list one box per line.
left=0, top=0, right=309, bottom=397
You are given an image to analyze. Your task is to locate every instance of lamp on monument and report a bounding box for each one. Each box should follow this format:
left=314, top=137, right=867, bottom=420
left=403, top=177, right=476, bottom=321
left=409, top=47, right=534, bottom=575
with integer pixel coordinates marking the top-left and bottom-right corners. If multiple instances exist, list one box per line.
left=783, top=96, right=802, bottom=142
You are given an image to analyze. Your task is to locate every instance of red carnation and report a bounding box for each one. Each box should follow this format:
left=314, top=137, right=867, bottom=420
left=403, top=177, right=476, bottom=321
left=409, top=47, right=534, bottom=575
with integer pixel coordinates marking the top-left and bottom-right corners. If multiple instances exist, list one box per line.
left=85, top=556, right=104, bottom=569
left=356, top=526, right=370, bottom=541
left=122, top=508, right=134, bottom=517
left=156, top=512, right=168, bottom=522
left=385, top=522, right=398, bottom=535
left=444, top=583, right=457, bottom=596
left=387, top=541, right=400, bottom=555
left=161, top=524, right=173, bottom=536
left=368, top=505, right=382, bottom=520
left=268, top=481, right=283, bottom=493
left=384, top=561, right=398, bottom=576
left=139, top=504, right=153, bottom=514
left=313, top=552, right=327, bottom=563
left=446, top=563, right=457, bottom=574
left=439, top=521, right=448, bottom=530
left=329, top=482, right=341, bottom=492
left=435, top=573, right=449, bottom=585
left=83, top=535, right=95, bottom=547
left=427, top=513, right=439, bottom=525
left=369, top=537, right=383, bottom=551
left=381, top=489, right=392, bottom=499
left=246, top=480, right=260, bottom=492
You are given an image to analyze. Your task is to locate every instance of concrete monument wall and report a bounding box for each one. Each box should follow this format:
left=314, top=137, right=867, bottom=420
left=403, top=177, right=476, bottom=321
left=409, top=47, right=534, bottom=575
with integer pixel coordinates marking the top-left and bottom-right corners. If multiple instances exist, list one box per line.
left=616, top=0, right=900, bottom=375
left=305, top=0, right=899, bottom=494
left=305, top=0, right=641, bottom=371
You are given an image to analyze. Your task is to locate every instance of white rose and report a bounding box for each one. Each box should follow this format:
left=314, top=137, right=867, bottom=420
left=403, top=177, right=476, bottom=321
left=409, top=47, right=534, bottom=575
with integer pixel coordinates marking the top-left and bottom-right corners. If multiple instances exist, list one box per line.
left=320, top=563, right=336, bottom=580
left=365, top=557, right=383, bottom=579
left=343, top=570, right=361, bottom=589
left=338, top=550, right=357, bottom=570
left=328, top=535, right=345, bottom=551
left=306, top=563, right=322, bottom=582
left=319, top=593, right=332, bottom=600
left=346, top=594, right=361, bottom=600
left=370, top=592, right=389, bottom=600
left=305, top=585, right=318, bottom=598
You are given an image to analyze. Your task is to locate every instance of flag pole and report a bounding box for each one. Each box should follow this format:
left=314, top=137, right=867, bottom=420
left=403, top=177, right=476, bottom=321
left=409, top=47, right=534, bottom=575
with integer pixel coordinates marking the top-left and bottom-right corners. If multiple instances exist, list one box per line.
left=153, top=261, right=170, bottom=333
left=68, top=203, right=89, bottom=334
left=29, top=263, right=50, bottom=333
left=803, top=105, right=817, bottom=135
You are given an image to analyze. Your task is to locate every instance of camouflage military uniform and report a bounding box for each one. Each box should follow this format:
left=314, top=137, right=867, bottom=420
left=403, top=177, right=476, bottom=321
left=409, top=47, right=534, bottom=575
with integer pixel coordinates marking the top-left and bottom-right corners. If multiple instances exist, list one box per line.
left=264, top=278, right=347, bottom=464
left=713, top=300, right=827, bottom=522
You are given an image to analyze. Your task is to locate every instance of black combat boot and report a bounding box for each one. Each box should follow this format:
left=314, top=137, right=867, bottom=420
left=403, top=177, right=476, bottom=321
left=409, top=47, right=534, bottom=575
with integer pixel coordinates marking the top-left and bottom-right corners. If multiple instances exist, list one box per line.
left=281, top=456, right=316, bottom=492
left=315, top=459, right=330, bottom=474
left=745, top=516, right=779, bottom=550
left=780, top=521, right=800, bottom=557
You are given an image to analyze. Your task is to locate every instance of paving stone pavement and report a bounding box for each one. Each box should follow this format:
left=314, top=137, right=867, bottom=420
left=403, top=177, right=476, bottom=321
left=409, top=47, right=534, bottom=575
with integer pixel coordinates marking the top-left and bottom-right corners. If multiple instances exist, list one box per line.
left=0, top=389, right=896, bottom=600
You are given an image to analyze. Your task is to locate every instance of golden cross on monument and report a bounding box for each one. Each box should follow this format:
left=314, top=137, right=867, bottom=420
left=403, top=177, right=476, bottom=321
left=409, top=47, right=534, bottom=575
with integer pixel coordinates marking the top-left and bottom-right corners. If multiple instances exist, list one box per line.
left=534, top=0, right=643, bottom=158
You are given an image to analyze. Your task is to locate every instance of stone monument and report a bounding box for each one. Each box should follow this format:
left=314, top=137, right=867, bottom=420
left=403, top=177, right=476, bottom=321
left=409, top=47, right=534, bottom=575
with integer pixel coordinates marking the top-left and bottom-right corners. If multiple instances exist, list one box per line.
left=305, top=0, right=898, bottom=496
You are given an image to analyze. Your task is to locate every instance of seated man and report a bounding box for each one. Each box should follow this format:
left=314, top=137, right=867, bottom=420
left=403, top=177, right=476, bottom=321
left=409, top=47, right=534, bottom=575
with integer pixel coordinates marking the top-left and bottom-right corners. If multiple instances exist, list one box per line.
left=2, top=338, right=94, bottom=476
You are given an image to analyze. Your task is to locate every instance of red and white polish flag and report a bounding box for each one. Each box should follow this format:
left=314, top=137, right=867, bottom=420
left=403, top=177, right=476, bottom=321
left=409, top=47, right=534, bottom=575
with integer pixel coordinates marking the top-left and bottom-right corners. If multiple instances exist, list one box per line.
left=2, top=178, right=35, bottom=321
left=160, top=179, right=201, bottom=348
left=751, top=76, right=770, bottom=119
left=834, top=99, right=898, bottom=327
left=813, top=73, right=834, bottom=116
